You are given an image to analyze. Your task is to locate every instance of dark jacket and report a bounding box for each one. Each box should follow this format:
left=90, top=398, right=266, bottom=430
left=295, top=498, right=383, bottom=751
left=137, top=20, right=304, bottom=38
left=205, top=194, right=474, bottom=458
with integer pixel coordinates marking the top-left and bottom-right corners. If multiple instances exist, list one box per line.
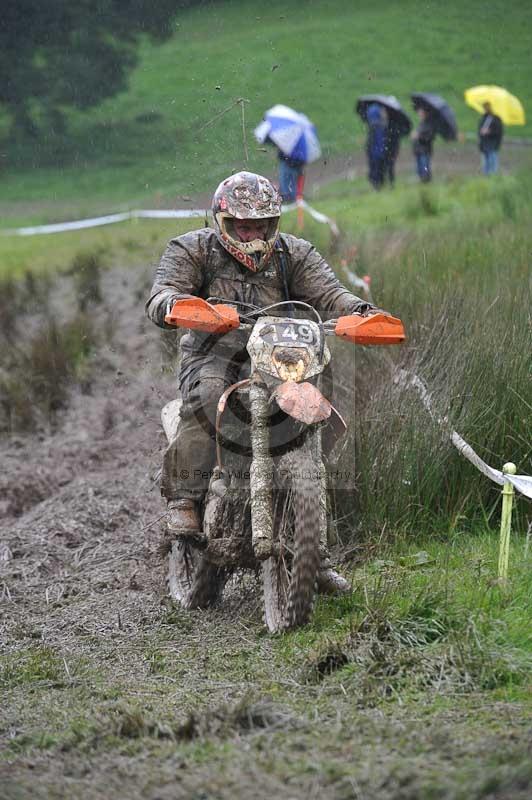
left=413, top=118, right=436, bottom=156
left=365, top=104, right=387, bottom=160
left=478, top=113, right=504, bottom=152
left=277, top=151, right=305, bottom=171
left=146, top=229, right=373, bottom=365
left=384, top=124, right=401, bottom=162
left=366, top=125, right=387, bottom=160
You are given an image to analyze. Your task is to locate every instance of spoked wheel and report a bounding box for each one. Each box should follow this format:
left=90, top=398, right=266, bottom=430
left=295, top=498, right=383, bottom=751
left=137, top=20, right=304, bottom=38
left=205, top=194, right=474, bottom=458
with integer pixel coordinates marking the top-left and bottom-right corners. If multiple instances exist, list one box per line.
left=262, top=451, right=321, bottom=632
left=168, top=539, right=226, bottom=609
left=167, top=486, right=241, bottom=610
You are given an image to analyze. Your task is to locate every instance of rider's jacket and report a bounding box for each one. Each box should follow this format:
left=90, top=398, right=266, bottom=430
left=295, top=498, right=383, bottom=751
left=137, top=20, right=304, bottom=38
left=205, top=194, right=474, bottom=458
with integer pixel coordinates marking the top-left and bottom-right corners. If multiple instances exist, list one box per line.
left=146, top=228, right=373, bottom=364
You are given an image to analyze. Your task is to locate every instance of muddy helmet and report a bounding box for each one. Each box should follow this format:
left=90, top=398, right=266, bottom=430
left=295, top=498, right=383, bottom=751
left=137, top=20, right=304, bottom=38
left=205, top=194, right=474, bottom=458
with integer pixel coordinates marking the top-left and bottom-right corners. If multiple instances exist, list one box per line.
left=212, top=171, right=281, bottom=272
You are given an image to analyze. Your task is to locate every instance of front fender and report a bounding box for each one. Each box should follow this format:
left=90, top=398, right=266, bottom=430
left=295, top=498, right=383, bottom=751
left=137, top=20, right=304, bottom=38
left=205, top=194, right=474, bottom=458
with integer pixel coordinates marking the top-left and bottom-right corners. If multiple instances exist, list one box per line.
left=272, top=381, right=332, bottom=425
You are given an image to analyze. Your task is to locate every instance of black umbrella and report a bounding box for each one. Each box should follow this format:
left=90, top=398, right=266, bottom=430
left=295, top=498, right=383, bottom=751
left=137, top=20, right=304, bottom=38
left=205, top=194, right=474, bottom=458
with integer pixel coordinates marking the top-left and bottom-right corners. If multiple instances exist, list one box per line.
left=411, top=92, right=458, bottom=141
left=356, top=94, right=412, bottom=136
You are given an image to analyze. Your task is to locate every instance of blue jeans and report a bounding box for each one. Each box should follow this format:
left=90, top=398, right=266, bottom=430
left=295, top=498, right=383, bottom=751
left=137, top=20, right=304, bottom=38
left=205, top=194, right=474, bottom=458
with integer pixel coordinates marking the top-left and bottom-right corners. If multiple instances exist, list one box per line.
left=279, top=160, right=303, bottom=202
left=415, top=153, right=432, bottom=182
left=482, top=150, right=499, bottom=175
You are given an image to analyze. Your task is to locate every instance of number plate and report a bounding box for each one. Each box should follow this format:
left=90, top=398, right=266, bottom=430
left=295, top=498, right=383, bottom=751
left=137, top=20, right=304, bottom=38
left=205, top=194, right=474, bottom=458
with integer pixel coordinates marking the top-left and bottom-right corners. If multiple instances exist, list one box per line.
left=260, top=321, right=317, bottom=346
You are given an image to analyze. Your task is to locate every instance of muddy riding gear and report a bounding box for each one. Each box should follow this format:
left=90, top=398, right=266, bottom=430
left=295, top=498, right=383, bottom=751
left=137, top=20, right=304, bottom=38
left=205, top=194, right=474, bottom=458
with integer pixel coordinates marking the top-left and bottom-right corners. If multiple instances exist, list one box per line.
left=317, top=566, right=351, bottom=595
left=148, top=221, right=377, bottom=594
left=212, top=171, right=281, bottom=273
left=147, top=227, right=375, bottom=501
left=146, top=229, right=374, bottom=333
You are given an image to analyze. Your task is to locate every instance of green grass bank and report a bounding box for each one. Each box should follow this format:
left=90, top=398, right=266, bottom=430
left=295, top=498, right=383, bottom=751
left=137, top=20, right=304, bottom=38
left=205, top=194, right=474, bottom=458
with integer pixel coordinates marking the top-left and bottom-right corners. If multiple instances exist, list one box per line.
left=1, top=0, right=532, bottom=221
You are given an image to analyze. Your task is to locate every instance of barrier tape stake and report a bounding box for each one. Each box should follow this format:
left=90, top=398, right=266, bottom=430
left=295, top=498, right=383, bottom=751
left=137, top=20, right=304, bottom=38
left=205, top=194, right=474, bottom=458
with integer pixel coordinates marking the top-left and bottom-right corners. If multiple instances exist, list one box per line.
left=296, top=175, right=305, bottom=231
left=498, top=462, right=517, bottom=583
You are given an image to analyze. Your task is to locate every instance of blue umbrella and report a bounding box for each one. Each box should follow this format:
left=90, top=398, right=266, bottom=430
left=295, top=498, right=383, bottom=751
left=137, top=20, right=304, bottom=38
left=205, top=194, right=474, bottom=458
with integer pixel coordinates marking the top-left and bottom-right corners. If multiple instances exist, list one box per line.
left=254, top=104, right=321, bottom=164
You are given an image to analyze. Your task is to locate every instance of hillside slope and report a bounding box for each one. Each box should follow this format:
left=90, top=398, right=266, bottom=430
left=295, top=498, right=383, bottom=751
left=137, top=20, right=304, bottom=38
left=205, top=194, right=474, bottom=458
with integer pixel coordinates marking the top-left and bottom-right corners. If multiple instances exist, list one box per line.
left=1, top=0, right=531, bottom=219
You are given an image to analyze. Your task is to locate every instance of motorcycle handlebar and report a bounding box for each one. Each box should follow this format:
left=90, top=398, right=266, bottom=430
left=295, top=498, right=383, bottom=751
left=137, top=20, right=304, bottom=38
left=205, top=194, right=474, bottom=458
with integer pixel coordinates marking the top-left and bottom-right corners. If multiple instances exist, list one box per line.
left=165, top=298, right=405, bottom=345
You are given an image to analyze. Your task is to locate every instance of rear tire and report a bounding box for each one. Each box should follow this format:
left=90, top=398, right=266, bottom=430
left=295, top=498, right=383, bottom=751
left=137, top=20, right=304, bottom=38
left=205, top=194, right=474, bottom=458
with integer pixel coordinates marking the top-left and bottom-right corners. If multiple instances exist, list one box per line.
left=262, top=451, right=321, bottom=632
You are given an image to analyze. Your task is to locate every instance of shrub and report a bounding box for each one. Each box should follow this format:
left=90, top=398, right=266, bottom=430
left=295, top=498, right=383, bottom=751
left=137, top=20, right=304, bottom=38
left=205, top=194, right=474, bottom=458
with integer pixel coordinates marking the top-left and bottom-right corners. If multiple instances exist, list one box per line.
left=0, top=313, right=97, bottom=433
left=0, top=271, right=51, bottom=344
left=68, top=249, right=105, bottom=311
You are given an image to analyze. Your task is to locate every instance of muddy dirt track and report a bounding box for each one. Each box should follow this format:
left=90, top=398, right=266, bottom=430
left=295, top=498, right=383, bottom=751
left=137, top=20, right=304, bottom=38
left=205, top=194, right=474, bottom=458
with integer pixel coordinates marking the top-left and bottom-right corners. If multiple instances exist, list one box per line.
left=1, top=167, right=531, bottom=799
left=166, top=139, right=532, bottom=211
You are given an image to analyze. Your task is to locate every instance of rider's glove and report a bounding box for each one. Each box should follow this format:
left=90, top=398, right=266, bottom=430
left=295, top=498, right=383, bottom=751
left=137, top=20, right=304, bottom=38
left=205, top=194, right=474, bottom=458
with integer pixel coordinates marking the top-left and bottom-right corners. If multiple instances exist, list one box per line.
left=164, top=294, right=180, bottom=318
left=162, top=293, right=188, bottom=326
left=361, top=305, right=390, bottom=317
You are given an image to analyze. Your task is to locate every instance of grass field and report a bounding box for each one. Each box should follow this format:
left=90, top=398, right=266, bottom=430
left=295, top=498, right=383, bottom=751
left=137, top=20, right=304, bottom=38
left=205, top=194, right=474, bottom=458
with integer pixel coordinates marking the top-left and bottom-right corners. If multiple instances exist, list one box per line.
left=1, top=0, right=532, bottom=221
left=1, top=165, right=530, bottom=531
left=1, top=6, right=531, bottom=794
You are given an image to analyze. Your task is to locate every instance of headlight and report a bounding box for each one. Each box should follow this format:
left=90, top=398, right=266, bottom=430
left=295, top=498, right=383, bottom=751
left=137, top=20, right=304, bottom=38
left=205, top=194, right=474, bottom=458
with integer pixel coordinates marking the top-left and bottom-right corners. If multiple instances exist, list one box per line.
left=271, top=347, right=310, bottom=382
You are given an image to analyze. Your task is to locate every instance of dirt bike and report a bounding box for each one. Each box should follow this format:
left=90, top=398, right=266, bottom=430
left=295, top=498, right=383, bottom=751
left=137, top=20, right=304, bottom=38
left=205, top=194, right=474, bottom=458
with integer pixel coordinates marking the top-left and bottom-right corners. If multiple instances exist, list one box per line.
left=162, top=297, right=405, bottom=633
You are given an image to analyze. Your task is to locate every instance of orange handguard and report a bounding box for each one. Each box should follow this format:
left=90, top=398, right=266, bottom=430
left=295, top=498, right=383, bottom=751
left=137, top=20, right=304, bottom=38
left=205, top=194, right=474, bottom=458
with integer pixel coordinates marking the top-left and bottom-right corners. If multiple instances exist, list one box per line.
left=164, top=297, right=240, bottom=334
left=335, top=312, right=405, bottom=345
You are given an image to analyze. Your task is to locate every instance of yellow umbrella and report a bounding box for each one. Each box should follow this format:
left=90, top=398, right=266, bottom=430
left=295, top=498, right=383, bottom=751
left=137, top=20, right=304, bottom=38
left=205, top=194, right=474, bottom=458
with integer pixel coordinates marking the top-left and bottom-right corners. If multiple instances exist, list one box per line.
left=464, top=85, right=525, bottom=125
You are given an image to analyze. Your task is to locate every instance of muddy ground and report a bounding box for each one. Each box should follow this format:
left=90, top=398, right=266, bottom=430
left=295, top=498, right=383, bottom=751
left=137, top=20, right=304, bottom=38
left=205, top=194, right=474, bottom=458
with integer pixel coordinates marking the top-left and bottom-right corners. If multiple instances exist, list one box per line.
left=169, top=139, right=532, bottom=211
left=1, top=167, right=531, bottom=799
left=2, top=139, right=531, bottom=223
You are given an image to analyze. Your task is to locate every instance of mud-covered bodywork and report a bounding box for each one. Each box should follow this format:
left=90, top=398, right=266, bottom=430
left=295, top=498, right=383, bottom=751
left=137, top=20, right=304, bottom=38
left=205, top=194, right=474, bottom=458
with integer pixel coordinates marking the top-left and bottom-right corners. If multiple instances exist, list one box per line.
left=163, top=302, right=350, bottom=631
left=246, top=316, right=330, bottom=383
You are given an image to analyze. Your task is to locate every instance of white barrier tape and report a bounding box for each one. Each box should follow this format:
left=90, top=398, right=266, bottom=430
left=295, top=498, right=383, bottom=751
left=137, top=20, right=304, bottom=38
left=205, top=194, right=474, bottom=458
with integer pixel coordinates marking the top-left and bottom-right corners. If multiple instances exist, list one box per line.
left=3, top=208, right=211, bottom=236
left=133, top=209, right=209, bottom=220
left=463, top=132, right=532, bottom=146
left=3, top=201, right=336, bottom=237
left=345, top=267, right=373, bottom=299
left=8, top=212, right=133, bottom=235
left=298, top=200, right=340, bottom=236
left=395, top=369, right=532, bottom=500
left=346, top=272, right=368, bottom=291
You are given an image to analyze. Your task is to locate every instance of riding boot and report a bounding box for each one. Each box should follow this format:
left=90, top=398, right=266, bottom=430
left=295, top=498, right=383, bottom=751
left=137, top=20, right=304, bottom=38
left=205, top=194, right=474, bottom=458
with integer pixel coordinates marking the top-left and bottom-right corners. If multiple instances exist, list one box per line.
left=317, top=551, right=350, bottom=595
left=167, top=499, right=200, bottom=536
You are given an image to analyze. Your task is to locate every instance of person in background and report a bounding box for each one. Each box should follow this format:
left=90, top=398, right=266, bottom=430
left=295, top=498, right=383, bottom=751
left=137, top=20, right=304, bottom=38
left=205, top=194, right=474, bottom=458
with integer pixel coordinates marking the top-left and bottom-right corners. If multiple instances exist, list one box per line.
left=383, top=121, right=401, bottom=186
left=365, top=103, right=387, bottom=190
left=411, top=107, right=436, bottom=183
left=478, top=101, right=503, bottom=176
left=277, top=150, right=305, bottom=202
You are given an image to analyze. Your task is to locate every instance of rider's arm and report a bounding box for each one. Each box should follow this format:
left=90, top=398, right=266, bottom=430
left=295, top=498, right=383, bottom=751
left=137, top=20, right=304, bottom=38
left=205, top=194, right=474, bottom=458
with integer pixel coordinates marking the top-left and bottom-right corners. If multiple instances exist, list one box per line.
left=284, top=235, right=376, bottom=320
left=145, top=231, right=206, bottom=328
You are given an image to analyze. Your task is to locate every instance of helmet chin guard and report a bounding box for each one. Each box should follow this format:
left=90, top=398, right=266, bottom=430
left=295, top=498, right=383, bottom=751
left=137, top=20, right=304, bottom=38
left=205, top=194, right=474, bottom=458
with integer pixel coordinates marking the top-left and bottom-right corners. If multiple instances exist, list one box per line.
left=212, top=171, right=281, bottom=272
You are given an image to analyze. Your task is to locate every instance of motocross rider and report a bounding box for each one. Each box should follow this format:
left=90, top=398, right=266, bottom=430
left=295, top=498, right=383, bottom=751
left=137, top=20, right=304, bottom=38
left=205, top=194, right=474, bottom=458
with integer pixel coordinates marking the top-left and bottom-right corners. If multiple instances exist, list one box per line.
left=146, top=171, right=380, bottom=593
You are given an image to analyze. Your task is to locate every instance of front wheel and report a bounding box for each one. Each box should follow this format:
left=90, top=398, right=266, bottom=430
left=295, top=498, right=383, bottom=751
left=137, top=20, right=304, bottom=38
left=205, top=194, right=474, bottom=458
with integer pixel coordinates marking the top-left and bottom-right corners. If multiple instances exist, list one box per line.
left=168, top=540, right=226, bottom=609
left=262, top=450, right=321, bottom=632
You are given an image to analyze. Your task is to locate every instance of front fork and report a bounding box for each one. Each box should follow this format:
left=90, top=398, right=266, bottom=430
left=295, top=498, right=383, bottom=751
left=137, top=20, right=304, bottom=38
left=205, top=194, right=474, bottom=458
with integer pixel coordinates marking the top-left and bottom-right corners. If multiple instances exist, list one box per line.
left=310, top=417, right=328, bottom=556
left=248, top=377, right=328, bottom=560
left=249, top=379, right=274, bottom=559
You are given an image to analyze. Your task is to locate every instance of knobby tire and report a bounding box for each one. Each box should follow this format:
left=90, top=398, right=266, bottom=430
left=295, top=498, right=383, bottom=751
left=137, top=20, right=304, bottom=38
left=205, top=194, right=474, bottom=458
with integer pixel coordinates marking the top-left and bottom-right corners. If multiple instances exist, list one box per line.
left=168, top=540, right=225, bottom=609
left=263, top=451, right=321, bottom=632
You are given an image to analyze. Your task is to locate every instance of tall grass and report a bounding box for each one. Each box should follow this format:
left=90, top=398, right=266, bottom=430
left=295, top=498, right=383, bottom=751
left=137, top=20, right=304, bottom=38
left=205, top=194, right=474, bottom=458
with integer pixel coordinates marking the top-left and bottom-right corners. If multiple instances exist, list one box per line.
left=315, top=174, right=532, bottom=536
